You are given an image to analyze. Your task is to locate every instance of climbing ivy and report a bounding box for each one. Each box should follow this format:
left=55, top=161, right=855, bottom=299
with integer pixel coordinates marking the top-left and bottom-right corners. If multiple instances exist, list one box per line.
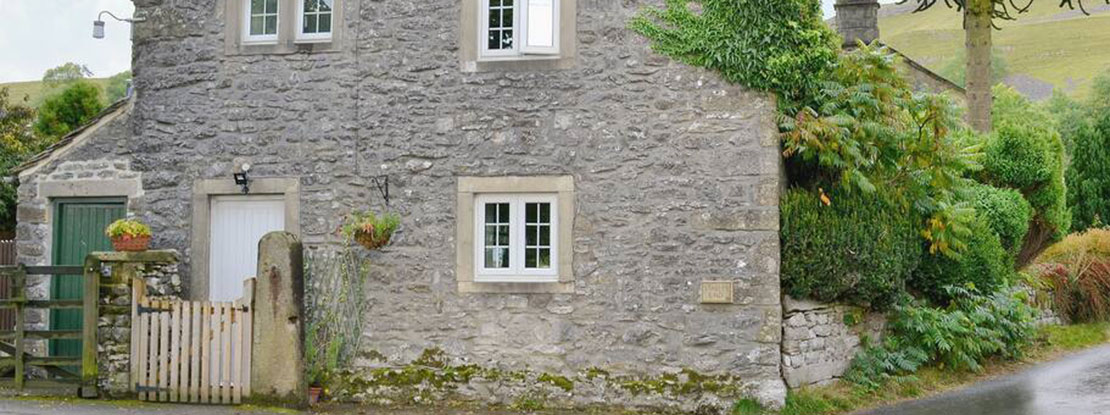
left=629, top=0, right=839, bottom=108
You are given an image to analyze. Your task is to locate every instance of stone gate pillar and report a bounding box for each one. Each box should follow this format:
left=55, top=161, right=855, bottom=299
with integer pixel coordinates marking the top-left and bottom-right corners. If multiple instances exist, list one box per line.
left=250, top=231, right=306, bottom=404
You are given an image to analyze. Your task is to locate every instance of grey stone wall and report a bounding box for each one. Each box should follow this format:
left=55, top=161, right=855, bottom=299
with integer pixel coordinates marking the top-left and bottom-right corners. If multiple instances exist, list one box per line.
left=18, top=0, right=785, bottom=408
left=781, top=297, right=885, bottom=388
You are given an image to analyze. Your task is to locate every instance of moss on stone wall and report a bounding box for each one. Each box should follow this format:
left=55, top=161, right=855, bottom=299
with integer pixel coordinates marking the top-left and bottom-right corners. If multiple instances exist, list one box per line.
left=327, top=348, right=753, bottom=413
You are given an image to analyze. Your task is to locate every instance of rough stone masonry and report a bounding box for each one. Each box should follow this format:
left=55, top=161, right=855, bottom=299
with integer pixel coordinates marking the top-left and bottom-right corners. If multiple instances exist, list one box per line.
left=16, top=0, right=786, bottom=409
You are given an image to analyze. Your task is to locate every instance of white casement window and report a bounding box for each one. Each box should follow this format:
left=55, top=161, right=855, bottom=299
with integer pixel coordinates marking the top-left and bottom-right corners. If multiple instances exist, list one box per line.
left=297, top=0, right=333, bottom=42
left=243, top=0, right=279, bottom=43
left=479, top=0, right=560, bottom=58
left=474, top=194, right=558, bottom=282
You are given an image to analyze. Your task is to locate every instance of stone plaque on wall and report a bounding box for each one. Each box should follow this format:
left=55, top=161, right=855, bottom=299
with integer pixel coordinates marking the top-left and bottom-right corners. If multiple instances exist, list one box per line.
left=700, top=281, right=734, bottom=304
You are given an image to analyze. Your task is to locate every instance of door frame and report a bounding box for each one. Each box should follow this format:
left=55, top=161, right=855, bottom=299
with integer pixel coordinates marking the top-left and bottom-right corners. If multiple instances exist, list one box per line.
left=190, top=177, right=300, bottom=301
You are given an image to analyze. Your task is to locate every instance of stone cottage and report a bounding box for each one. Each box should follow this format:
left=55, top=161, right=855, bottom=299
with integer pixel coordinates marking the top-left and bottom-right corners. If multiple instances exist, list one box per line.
left=13, top=0, right=785, bottom=409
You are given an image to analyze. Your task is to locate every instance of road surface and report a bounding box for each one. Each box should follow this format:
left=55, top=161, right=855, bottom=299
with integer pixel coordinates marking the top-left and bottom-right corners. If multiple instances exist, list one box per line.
left=865, top=344, right=1110, bottom=415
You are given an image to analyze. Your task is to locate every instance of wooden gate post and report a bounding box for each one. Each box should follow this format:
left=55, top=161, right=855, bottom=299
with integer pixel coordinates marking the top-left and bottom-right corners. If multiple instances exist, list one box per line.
left=80, top=256, right=100, bottom=398
left=250, top=232, right=305, bottom=405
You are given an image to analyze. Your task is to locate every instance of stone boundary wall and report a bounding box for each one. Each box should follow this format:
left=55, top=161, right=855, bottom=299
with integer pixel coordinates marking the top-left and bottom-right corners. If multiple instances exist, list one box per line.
left=93, top=250, right=181, bottom=397
left=781, top=296, right=885, bottom=388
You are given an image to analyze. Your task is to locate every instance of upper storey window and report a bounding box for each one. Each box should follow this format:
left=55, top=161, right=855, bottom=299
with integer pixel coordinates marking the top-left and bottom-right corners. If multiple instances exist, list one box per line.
left=245, top=0, right=279, bottom=43
left=460, top=0, right=575, bottom=72
left=298, top=0, right=333, bottom=42
left=227, top=0, right=341, bottom=54
left=480, top=0, right=559, bottom=58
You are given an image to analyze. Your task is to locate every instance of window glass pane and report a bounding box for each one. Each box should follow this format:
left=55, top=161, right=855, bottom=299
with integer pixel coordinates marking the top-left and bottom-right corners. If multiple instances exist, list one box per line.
left=538, top=248, right=550, bottom=268
left=266, top=0, right=278, bottom=13
left=319, top=0, right=333, bottom=12
left=526, top=203, right=537, bottom=223
left=489, top=9, right=500, bottom=28
left=497, top=203, right=510, bottom=222
left=503, top=8, right=513, bottom=27
left=265, top=15, right=278, bottom=34
left=526, top=225, right=537, bottom=246
left=539, top=225, right=549, bottom=246
left=304, top=14, right=317, bottom=33
left=318, top=13, right=331, bottom=32
left=504, top=0, right=513, bottom=6
left=501, top=30, right=513, bottom=49
left=305, top=0, right=317, bottom=12
left=251, top=0, right=264, bottom=14
left=485, top=248, right=510, bottom=268
left=488, top=31, right=500, bottom=50
left=539, top=203, right=550, bottom=222
left=492, top=0, right=502, bottom=6
left=250, top=16, right=264, bottom=35
left=497, top=225, right=509, bottom=245
left=484, top=225, right=497, bottom=246
left=525, top=249, right=537, bottom=268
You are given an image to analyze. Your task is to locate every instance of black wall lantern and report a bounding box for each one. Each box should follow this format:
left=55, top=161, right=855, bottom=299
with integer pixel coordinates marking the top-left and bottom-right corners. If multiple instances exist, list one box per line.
left=234, top=163, right=251, bottom=194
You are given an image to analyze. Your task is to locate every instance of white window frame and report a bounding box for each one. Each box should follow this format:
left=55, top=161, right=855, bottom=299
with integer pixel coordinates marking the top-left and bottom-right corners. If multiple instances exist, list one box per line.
left=296, top=0, right=334, bottom=42
left=474, top=193, right=559, bottom=283
left=242, top=0, right=280, bottom=44
left=478, top=0, right=560, bottom=59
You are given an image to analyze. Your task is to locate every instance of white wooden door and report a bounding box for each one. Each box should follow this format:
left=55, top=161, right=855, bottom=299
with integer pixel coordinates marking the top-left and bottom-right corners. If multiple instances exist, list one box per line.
left=209, top=195, right=285, bottom=301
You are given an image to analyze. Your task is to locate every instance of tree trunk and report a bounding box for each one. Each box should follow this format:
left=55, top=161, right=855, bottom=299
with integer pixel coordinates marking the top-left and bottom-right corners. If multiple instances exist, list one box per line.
left=965, top=0, right=993, bottom=133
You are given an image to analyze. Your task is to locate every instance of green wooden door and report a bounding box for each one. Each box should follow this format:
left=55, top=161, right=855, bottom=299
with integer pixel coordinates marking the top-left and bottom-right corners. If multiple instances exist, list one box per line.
left=50, top=199, right=125, bottom=359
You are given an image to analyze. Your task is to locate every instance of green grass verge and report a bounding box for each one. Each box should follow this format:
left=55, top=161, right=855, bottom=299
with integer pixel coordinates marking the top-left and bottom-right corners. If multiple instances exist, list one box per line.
left=764, top=323, right=1110, bottom=415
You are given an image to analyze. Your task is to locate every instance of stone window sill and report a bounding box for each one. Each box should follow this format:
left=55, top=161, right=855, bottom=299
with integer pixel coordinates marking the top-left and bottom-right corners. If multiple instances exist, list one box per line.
left=458, top=281, right=574, bottom=294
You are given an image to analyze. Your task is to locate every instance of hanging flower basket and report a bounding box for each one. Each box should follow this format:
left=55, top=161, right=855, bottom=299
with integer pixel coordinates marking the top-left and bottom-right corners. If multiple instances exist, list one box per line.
left=340, top=210, right=400, bottom=251
left=105, top=219, right=153, bottom=252
left=111, top=235, right=151, bottom=252
left=354, top=227, right=392, bottom=250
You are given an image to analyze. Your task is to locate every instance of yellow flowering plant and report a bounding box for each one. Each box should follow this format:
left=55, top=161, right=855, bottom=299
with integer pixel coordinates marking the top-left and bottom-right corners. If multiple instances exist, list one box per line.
left=105, top=219, right=152, bottom=239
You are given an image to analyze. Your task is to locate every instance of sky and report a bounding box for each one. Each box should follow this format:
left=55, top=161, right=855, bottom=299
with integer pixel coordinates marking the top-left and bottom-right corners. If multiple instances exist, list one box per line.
left=0, top=0, right=882, bottom=84
left=0, top=0, right=134, bottom=83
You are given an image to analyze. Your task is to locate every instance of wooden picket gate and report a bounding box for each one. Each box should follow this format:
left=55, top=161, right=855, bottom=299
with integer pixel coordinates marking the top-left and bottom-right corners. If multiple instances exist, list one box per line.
left=131, top=277, right=254, bottom=404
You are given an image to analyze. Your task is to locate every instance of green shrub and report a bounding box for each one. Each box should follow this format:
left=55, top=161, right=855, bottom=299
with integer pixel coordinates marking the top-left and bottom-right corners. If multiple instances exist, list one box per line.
left=781, top=187, right=921, bottom=310
left=967, top=184, right=1031, bottom=255
left=844, top=287, right=1037, bottom=389
left=982, top=85, right=1070, bottom=265
left=912, top=216, right=1013, bottom=304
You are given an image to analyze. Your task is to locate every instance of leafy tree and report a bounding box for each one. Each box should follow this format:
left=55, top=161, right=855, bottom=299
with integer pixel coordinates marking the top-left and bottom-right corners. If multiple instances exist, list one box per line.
left=33, top=80, right=104, bottom=140
left=1049, top=69, right=1110, bottom=232
left=105, top=70, right=132, bottom=103
left=0, top=89, right=44, bottom=231
left=1066, top=110, right=1110, bottom=232
left=980, top=85, right=1069, bottom=266
left=41, top=62, right=94, bottom=87
left=900, top=0, right=1107, bottom=133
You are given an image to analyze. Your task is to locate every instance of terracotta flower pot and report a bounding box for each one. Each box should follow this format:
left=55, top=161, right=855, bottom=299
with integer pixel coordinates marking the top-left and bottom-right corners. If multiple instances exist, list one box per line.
left=111, top=235, right=151, bottom=252
left=308, top=386, right=323, bottom=405
left=354, top=228, right=391, bottom=250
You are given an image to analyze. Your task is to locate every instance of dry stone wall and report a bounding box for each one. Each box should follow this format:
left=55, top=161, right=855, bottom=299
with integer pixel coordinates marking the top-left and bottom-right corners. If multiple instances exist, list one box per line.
left=781, top=296, right=885, bottom=388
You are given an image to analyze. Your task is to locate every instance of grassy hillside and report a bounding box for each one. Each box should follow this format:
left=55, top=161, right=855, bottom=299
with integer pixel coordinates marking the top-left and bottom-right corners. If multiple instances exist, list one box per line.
left=0, top=78, right=111, bottom=108
left=878, top=2, right=1110, bottom=100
